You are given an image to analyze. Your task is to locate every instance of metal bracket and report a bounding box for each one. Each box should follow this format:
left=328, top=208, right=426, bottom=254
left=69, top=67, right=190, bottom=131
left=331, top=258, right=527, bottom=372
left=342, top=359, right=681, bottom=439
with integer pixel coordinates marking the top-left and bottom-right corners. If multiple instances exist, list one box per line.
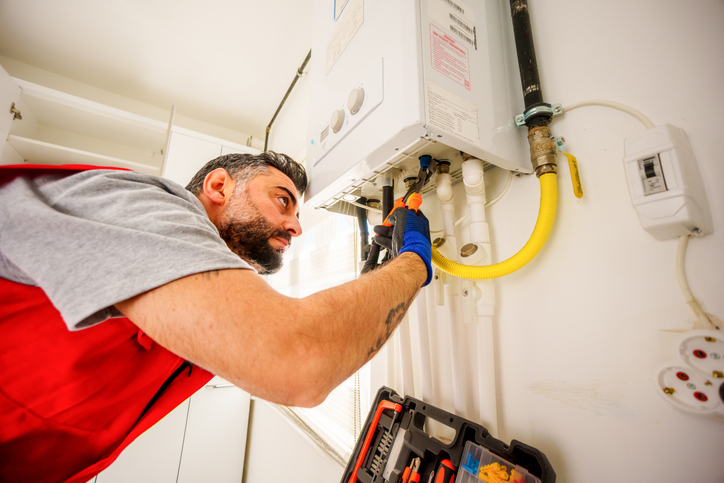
left=10, top=102, right=22, bottom=121
left=515, top=103, right=562, bottom=127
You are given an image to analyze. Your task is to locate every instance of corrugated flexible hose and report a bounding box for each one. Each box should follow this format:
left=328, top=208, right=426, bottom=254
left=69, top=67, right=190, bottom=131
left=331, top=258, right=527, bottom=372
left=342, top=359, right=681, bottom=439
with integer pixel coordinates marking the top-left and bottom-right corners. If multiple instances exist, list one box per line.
left=431, top=172, right=557, bottom=279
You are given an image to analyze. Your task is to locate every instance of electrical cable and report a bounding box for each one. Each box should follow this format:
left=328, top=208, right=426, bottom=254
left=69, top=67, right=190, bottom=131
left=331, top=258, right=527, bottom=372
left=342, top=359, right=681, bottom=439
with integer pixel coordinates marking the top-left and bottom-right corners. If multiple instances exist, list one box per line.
left=432, top=173, right=557, bottom=279
left=562, top=99, right=655, bottom=129
left=453, top=170, right=514, bottom=227
left=676, top=235, right=718, bottom=330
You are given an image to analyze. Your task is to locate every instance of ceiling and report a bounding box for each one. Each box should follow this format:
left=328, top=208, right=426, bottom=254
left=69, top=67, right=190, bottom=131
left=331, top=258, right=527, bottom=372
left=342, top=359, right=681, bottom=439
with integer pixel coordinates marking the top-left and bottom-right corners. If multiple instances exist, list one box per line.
left=0, top=0, right=313, bottom=139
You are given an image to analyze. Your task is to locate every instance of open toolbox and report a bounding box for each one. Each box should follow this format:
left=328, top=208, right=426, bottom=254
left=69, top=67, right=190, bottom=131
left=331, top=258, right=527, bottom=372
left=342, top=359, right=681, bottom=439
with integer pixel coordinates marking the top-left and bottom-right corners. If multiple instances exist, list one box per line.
left=341, top=387, right=555, bottom=483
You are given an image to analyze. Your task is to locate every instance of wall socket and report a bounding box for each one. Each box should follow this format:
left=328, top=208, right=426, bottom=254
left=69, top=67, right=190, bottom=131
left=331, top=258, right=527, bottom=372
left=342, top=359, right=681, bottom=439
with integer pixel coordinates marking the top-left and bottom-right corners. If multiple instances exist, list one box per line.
left=655, top=330, right=724, bottom=418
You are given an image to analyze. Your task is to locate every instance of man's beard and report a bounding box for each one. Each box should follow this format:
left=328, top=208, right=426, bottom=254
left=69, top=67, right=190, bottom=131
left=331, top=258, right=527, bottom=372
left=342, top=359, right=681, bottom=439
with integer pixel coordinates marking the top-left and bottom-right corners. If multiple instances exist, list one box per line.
left=218, top=192, right=291, bottom=275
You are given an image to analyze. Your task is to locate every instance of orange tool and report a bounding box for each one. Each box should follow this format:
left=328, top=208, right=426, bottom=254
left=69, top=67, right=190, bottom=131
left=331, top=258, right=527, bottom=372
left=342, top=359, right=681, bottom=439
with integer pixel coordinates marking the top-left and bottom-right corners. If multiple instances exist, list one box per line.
left=347, top=399, right=403, bottom=483
left=433, top=459, right=455, bottom=483
left=380, top=167, right=429, bottom=227
left=401, top=457, right=421, bottom=483
left=381, top=197, right=406, bottom=226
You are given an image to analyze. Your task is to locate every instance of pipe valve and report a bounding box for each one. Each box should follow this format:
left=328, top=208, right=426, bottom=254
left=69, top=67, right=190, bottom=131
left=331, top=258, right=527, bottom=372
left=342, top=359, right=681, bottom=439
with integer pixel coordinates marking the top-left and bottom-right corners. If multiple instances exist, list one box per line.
left=528, top=126, right=558, bottom=177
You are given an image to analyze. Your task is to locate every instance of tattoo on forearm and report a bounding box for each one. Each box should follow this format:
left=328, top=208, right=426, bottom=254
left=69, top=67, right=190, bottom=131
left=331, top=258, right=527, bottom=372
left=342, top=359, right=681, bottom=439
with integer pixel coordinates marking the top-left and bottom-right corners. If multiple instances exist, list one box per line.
left=368, top=297, right=414, bottom=356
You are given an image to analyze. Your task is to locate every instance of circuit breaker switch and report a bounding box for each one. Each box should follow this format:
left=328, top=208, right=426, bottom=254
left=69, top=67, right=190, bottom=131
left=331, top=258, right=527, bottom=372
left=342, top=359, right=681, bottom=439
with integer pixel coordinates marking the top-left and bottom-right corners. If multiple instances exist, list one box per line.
left=639, top=154, right=667, bottom=195
left=623, top=124, right=713, bottom=240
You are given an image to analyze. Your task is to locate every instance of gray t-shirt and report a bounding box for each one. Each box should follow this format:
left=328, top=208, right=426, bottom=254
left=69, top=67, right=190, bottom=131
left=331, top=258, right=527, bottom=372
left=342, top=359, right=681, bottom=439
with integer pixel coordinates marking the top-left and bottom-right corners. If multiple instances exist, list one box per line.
left=0, top=168, right=252, bottom=330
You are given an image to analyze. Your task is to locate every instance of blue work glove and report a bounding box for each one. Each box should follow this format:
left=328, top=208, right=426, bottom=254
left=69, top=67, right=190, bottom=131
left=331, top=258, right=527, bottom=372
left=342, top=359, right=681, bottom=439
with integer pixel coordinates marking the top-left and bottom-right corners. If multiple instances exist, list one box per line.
left=373, top=207, right=432, bottom=287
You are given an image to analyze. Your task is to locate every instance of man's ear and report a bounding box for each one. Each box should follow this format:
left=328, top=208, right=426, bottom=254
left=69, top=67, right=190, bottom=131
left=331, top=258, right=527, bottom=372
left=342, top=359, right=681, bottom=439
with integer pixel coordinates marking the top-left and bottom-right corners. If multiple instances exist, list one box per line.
left=202, top=168, right=236, bottom=207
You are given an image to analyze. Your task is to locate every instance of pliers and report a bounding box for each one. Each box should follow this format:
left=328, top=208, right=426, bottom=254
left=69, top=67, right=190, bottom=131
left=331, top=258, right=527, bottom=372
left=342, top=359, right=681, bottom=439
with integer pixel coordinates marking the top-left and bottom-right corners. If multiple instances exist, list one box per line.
left=361, top=167, right=431, bottom=273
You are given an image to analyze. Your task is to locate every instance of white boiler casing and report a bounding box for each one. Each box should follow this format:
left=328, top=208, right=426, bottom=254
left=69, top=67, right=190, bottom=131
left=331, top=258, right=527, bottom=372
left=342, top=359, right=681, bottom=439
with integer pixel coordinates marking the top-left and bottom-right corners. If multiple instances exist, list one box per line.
left=306, top=0, right=529, bottom=209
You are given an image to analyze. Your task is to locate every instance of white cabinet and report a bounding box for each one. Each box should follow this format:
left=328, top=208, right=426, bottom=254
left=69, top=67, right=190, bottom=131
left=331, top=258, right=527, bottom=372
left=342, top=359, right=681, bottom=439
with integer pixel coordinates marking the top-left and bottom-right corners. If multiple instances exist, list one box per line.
left=95, top=401, right=190, bottom=483
left=0, top=64, right=21, bottom=162
left=96, top=377, right=251, bottom=483
left=162, top=132, right=223, bottom=187
left=177, top=377, right=252, bottom=483
left=162, top=130, right=259, bottom=188
left=0, top=72, right=168, bottom=174
left=1, top=63, right=260, bottom=183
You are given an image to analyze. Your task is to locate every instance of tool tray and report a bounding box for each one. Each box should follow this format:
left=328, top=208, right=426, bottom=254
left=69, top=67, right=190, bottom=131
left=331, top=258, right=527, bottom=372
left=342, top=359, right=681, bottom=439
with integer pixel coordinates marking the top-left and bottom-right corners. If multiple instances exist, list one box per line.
left=341, top=386, right=555, bottom=483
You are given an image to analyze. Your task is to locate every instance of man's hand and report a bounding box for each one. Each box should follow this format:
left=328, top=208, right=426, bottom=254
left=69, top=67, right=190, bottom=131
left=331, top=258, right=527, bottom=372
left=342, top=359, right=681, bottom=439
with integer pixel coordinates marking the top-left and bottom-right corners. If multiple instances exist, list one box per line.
left=372, top=206, right=432, bottom=286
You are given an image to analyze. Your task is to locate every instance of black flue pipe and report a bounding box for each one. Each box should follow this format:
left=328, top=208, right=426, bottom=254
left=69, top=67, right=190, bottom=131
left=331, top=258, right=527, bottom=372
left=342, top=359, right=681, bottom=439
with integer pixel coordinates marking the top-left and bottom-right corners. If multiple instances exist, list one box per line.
left=509, top=0, right=551, bottom=127
left=355, top=198, right=370, bottom=261
left=382, top=185, right=394, bottom=222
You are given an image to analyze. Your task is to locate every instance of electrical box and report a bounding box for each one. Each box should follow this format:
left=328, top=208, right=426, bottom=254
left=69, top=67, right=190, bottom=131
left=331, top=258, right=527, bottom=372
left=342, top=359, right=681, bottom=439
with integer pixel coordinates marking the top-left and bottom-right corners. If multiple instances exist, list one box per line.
left=305, top=0, right=528, bottom=209
left=623, top=124, right=713, bottom=240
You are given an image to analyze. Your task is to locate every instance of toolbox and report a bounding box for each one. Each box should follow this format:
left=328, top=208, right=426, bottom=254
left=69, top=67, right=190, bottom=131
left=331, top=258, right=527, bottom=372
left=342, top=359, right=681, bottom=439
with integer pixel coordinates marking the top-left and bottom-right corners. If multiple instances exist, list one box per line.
left=341, top=386, right=555, bottom=483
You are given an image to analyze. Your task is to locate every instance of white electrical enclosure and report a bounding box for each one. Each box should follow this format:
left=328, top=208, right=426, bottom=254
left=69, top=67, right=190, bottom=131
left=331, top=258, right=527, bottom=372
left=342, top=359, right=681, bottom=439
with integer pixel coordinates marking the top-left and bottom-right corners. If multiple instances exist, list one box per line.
left=306, top=0, right=528, bottom=209
left=623, top=124, right=713, bottom=240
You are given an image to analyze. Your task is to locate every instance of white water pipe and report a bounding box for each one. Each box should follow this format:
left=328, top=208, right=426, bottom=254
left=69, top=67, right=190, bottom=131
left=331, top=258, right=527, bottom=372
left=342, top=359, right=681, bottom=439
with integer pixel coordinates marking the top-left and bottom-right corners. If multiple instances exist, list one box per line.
left=435, top=168, right=459, bottom=306
left=397, top=313, right=415, bottom=397
left=446, top=289, right=468, bottom=418
left=436, top=166, right=467, bottom=417
left=386, top=330, right=396, bottom=392
left=461, top=156, right=499, bottom=434
left=415, top=286, right=434, bottom=402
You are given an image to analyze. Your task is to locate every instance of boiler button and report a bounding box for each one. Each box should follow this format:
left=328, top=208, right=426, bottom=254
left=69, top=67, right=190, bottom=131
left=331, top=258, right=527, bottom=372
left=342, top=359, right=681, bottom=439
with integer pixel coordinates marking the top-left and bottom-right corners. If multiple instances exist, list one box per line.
left=330, top=109, right=345, bottom=133
left=347, top=87, right=365, bottom=115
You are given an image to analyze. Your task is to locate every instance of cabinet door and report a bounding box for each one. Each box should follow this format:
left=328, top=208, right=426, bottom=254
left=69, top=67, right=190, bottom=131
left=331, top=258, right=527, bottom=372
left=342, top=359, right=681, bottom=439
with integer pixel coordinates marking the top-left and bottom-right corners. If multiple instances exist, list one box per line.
left=177, top=377, right=251, bottom=483
left=221, top=144, right=256, bottom=156
left=163, top=131, right=222, bottom=187
left=0, top=64, right=21, bottom=164
left=95, top=400, right=190, bottom=483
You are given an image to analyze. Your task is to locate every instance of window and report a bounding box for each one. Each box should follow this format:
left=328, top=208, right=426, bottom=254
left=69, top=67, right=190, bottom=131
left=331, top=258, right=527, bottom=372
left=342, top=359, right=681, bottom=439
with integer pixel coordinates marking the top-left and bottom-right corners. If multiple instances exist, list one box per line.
left=266, top=204, right=371, bottom=462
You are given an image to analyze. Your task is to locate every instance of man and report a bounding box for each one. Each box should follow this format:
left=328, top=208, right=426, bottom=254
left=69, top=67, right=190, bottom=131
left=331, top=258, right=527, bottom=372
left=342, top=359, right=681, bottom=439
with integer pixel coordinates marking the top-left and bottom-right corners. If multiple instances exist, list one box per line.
left=0, top=152, right=431, bottom=482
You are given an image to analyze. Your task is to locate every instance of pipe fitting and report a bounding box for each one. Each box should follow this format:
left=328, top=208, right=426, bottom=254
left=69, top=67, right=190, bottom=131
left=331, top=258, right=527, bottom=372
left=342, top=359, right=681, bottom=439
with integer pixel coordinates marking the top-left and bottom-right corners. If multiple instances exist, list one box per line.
left=436, top=161, right=450, bottom=174
left=435, top=164, right=454, bottom=204
left=528, top=125, right=558, bottom=177
left=461, top=156, right=486, bottom=196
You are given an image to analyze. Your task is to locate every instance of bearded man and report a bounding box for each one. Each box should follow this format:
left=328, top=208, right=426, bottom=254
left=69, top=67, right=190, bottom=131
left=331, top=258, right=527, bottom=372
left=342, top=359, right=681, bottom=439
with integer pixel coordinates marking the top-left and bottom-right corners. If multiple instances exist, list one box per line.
left=0, top=151, right=432, bottom=483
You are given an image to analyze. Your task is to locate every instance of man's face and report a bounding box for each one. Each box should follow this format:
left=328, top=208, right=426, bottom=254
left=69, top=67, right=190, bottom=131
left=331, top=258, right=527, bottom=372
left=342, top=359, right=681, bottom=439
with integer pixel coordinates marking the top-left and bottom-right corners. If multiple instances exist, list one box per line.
left=217, top=168, right=302, bottom=275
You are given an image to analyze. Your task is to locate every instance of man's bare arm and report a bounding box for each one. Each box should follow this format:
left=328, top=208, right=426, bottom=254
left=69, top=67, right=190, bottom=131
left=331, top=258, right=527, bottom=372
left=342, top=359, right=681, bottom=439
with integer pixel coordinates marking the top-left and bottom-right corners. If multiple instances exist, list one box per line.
left=115, top=252, right=426, bottom=407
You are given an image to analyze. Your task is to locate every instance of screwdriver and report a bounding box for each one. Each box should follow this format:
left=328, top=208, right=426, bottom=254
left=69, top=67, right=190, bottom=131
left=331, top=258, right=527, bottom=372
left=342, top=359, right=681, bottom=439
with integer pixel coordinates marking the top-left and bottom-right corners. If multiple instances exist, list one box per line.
left=432, top=459, right=455, bottom=483
left=402, top=457, right=421, bottom=483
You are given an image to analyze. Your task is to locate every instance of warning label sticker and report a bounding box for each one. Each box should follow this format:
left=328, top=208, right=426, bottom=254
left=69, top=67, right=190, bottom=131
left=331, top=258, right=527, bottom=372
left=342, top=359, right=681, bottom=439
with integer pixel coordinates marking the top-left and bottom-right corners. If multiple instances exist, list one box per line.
left=429, top=24, right=471, bottom=90
left=426, top=80, right=479, bottom=143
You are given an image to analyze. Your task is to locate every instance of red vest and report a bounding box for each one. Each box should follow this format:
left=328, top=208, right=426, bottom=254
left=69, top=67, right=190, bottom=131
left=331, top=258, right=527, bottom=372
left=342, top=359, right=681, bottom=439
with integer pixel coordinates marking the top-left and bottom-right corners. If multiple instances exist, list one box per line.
left=0, top=165, right=213, bottom=483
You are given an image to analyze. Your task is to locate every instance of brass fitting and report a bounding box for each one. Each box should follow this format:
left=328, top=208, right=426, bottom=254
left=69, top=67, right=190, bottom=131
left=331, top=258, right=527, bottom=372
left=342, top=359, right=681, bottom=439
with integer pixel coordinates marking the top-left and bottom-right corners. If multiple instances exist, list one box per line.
left=527, top=126, right=558, bottom=177
left=404, top=177, right=417, bottom=191
left=436, top=162, right=450, bottom=174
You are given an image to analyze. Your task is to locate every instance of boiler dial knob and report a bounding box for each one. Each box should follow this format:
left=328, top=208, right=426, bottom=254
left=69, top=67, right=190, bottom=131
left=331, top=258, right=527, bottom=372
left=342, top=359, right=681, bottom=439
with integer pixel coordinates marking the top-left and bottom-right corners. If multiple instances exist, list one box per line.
left=347, top=87, right=365, bottom=115
left=330, top=109, right=345, bottom=133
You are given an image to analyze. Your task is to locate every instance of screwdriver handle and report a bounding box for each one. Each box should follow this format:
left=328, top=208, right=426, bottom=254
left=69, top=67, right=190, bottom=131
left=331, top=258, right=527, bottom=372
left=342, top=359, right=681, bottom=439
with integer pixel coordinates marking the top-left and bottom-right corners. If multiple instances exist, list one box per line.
left=434, top=459, right=455, bottom=483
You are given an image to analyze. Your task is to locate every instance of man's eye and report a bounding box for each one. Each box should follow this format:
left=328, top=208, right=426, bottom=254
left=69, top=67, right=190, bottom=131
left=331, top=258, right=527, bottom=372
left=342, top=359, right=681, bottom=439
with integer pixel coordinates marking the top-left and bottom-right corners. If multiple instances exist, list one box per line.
left=279, top=197, right=289, bottom=207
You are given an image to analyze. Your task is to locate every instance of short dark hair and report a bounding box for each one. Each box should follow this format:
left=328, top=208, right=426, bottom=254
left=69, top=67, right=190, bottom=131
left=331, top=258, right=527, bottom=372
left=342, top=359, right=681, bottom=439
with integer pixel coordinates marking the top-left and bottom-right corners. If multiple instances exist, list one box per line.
left=185, top=151, right=307, bottom=196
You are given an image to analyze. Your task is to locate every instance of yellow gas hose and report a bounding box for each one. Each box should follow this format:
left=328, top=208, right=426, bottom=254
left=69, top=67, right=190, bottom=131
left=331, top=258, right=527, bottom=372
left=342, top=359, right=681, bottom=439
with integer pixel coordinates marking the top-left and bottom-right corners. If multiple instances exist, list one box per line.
left=431, top=172, right=557, bottom=280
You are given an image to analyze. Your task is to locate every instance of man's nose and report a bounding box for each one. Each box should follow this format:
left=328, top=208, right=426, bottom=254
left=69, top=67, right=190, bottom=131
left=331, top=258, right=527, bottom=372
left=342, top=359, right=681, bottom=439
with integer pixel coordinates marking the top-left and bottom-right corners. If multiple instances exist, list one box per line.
left=284, top=215, right=302, bottom=237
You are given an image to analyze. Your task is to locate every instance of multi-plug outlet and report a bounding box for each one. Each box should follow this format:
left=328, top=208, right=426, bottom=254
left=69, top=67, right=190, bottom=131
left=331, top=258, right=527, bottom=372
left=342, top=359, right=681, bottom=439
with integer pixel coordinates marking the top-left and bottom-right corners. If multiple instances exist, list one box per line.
left=655, top=330, right=724, bottom=418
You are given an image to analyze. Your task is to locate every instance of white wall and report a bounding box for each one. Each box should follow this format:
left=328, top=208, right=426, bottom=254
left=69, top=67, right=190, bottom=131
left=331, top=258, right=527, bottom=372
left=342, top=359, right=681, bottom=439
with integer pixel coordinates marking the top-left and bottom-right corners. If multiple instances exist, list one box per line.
left=256, top=1, right=724, bottom=482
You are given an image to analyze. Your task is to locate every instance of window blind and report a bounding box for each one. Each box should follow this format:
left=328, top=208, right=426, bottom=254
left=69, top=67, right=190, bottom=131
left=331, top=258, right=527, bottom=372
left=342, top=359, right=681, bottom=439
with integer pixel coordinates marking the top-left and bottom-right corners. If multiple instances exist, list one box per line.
left=267, top=206, right=370, bottom=461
